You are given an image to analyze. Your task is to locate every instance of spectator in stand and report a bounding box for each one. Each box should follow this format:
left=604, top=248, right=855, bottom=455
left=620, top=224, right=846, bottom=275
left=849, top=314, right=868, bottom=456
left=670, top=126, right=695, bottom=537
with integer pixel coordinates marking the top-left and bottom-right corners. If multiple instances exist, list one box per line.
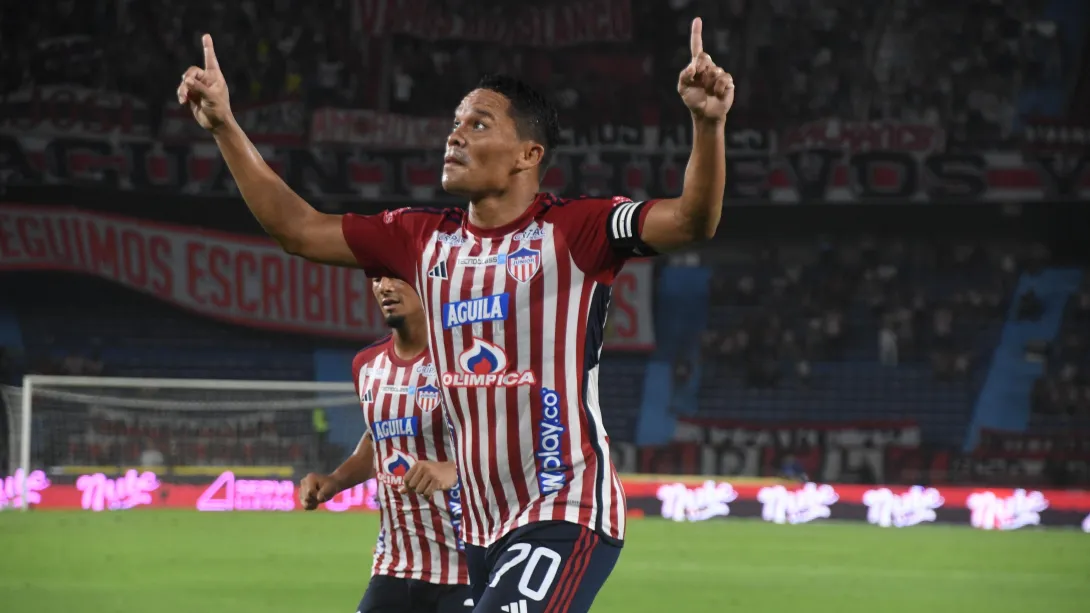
left=1, top=0, right=356, bottom=110
left=0, top=347, right=11, bottom=384
left=1074, top=284, right=1090, bottom=321
left=879, top=317, right=899, bottom=366
left=1, top=0, right=1061, bottom=136
left=140, top=439, right=166, bottom=467
left=779, top=453, right=809, bottom=482
left=1017, top=289, right=1045, bottom=321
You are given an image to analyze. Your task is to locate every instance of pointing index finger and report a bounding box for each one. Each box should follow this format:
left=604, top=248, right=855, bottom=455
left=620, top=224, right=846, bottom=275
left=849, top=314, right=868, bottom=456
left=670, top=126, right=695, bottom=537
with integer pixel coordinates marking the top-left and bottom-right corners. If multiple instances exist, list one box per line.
left=202, top=34, right=220, bottom=72
left=690, top=17, right=703, bottom=59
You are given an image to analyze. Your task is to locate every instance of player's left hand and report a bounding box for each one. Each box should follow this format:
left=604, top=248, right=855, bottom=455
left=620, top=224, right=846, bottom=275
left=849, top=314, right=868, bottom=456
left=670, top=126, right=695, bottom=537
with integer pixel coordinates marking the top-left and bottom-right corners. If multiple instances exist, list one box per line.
left=678, top=17, right=735, bottom=123
left=399, top=461, right=458, bottom=497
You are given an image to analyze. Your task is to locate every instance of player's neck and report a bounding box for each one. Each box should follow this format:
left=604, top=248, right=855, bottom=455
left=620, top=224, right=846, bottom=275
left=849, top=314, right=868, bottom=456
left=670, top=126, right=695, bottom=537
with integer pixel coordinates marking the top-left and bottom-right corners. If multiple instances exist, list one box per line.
left=392, top=328, right=427, bottom=362
left=467, top=185, right=538, bottom=229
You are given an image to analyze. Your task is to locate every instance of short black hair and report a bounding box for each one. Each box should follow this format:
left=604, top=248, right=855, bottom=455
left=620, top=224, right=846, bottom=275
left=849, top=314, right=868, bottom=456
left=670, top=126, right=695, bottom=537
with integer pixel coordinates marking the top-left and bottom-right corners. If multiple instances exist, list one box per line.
left=476, top=74, right=561, bottom=169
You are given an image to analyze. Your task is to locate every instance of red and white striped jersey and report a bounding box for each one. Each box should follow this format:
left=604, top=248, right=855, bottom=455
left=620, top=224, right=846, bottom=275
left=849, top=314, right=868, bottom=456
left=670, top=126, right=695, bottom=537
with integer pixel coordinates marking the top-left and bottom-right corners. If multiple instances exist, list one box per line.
left=352, top=338, right=469, bottom=585
left=343, top=194, right=657, bottom=548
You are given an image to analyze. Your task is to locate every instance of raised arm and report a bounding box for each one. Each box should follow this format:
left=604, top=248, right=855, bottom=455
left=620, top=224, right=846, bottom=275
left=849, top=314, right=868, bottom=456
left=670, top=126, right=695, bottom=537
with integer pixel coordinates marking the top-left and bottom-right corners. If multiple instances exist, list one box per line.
left=640, top=18, right=735, bottom=253
left=177, top=34, right=355, bottom=266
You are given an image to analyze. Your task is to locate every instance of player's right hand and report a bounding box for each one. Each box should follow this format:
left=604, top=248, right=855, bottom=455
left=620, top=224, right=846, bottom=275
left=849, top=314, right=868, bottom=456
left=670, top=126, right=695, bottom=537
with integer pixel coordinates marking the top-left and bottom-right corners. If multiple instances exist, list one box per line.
left=176, top=34, right=232, bottom=132
left=299, top=472, right=340, bottom=511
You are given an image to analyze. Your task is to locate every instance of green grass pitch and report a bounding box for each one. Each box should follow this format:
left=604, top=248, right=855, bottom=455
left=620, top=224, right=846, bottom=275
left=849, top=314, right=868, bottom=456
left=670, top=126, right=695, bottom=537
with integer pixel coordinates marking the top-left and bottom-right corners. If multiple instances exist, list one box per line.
left=1, top=510, right=1087, bottom=612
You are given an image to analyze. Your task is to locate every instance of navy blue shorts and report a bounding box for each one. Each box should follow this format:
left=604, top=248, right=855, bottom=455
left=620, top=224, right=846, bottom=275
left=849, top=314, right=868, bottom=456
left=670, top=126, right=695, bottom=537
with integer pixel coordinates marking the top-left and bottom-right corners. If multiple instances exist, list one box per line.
left=357, top=575, right=474, bottom=613
left=465, top=521, right=622, bottom=613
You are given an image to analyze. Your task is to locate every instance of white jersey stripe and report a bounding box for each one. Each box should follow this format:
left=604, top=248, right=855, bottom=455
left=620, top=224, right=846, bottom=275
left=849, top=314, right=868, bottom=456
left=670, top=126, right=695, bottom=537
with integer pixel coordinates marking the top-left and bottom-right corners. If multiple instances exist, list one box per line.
left=562, top=252, right=588, bottom=526
left=449, top=235, right=494, bottom=543
left=469, top=237, right=498, bottom=538
left=532, top=224, right=560, bottom=529
left=406, top=365, right=437, bottom=580
left=513, top=239, right=540, bottom=505
left=386, top=363, right=411, bottom=577
left=585, top=360, right=611, bottom=535
left=488, top=235, right=522, bottom=520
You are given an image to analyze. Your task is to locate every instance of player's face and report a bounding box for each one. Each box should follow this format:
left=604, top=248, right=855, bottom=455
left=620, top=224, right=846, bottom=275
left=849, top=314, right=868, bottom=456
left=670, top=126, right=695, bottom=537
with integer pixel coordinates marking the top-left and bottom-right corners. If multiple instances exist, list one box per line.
left=370, top=276, right=422, bottom=328
left=442, top=89, right=527, bottom=197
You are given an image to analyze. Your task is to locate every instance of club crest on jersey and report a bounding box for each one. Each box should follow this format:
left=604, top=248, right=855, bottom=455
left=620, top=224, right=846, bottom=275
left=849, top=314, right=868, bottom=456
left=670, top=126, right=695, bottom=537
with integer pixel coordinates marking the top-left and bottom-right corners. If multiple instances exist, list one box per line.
left=378, top=450, right=415, bottom=486
left=442, top=294, right=509, bottom=329
left=442, top=338, right=536, bottom=388
left=371, top=416, right=420, bottom=441
left=415, top=384, right=442, bottom=411
left=506, top=246, right=541, bottom=283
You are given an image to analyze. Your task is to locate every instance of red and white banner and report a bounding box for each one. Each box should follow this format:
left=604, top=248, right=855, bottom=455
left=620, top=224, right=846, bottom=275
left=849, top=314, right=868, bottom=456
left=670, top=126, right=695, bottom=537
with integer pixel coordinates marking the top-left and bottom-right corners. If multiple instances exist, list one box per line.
left=356, top=0, right=632, bottom=47
left=1, top=86, right=151, bottom=141
left=310, top=108, right=450, bottom=149
left=161, top=98, right=306, bottom=146
left=0, top=206, right=654, bottom=349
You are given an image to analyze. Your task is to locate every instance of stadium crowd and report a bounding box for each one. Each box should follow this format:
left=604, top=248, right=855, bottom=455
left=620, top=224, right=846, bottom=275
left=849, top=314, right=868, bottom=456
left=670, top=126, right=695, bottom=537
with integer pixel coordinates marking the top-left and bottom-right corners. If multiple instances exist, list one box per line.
left=1, top=0, right=1085, bottom=476
left=697, top=239, right=1043, bottom=389
left=1033, top=277, right=1090, bottom=419
left=0, top=0, right=1072, bottom=138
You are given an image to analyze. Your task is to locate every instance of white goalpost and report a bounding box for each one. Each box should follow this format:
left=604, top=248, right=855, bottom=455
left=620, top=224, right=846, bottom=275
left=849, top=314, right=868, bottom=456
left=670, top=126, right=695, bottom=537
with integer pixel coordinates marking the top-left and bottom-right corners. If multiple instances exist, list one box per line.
left=1, top=375, right=359, bottom=511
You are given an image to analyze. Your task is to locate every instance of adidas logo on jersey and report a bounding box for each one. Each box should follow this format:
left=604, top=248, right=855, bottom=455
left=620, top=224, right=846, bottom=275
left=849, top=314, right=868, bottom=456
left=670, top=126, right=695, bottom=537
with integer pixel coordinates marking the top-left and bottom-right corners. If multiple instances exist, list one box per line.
left=500, top=600, right=528, bottom=613
left=428, top=261, right=449, bottom=280
left=361, top=389, right=373, bottom=403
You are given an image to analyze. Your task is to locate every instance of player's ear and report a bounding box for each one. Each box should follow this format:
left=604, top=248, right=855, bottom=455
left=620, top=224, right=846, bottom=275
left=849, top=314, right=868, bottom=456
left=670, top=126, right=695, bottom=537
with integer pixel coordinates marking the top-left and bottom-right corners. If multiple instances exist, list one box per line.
left=516, top=142, right=545, bottom=172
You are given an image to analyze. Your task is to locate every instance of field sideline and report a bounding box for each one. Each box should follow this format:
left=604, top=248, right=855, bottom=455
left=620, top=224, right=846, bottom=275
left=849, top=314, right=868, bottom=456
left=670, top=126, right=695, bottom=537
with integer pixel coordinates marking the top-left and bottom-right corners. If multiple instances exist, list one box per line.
left=1, top=510, right=1087, bottom=612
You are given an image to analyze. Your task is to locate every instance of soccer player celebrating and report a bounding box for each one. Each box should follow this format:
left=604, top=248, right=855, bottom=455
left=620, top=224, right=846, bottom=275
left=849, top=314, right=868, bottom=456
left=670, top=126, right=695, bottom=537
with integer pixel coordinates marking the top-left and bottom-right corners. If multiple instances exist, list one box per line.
left=299, top=276, right=471, bottom=612
left=179, top=17, right=732, bottom=612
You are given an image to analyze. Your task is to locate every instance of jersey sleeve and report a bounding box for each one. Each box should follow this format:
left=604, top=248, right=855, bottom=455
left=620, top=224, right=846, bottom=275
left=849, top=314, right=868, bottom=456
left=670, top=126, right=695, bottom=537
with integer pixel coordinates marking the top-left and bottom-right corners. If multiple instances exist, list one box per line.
left=350, top=347, right=381, bottom=435
left=341, top=208, right=432, bottom=281
left=556, top=196, right=661, bottom=280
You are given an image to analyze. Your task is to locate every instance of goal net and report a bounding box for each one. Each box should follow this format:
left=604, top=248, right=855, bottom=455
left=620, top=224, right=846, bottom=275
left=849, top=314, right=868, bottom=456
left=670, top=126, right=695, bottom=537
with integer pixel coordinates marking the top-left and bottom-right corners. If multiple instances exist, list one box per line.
left=1, top=375, right=359, bottom=511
